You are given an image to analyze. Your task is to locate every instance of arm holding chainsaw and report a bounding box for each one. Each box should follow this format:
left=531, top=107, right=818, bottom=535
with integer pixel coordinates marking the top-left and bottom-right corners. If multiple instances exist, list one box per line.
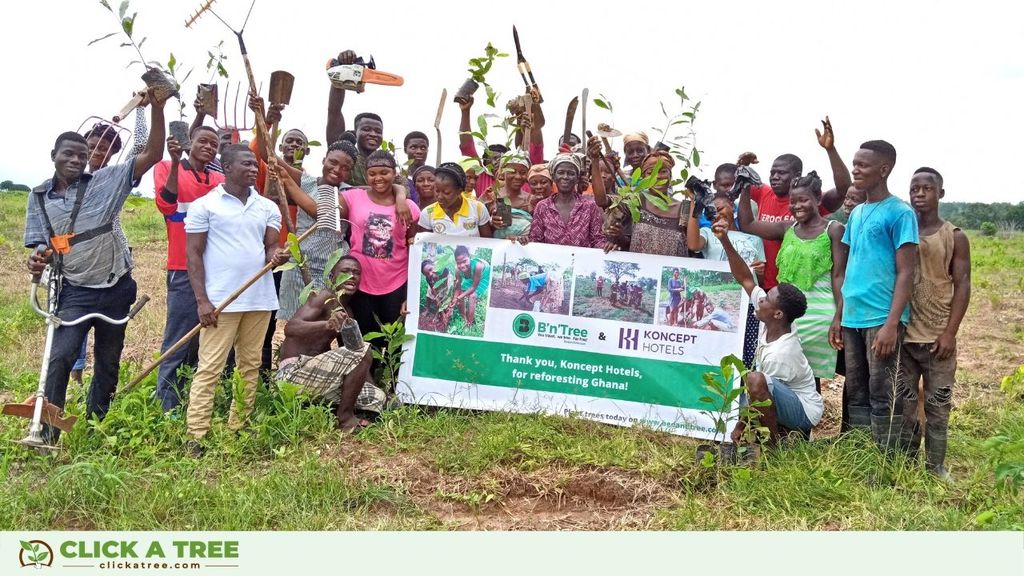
left=132, top=87, right=168, bottom=182
left=326, top=50, right=356, bottom=146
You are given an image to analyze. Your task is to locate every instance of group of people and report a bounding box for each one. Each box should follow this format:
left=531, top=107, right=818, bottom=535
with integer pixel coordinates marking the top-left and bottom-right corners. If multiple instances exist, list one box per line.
left=24, top=49, right=970, bottom=478
left=604, top=279, right=645, bottom=310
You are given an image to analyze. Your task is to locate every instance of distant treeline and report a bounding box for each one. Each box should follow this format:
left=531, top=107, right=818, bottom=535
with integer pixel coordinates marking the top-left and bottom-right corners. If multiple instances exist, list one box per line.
left=939, top=202, right=1024, bottom=231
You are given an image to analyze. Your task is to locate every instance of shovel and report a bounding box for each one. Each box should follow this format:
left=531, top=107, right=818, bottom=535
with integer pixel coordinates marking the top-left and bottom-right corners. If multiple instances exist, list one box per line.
left=265, top=71, right=297, bottom=228
left=113, top=68, right=178, bottom=123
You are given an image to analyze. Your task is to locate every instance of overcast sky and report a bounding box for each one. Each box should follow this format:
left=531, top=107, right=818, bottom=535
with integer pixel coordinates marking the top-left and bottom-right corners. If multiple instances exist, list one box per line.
left=3, top=0, right=1021, bottom=203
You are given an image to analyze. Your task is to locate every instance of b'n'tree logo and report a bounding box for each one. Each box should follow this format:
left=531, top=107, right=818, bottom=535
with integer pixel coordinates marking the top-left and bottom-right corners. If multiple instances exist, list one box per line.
left=512, top=313, right=536, bottom=338
left=19, top=540, right=54, bottom=569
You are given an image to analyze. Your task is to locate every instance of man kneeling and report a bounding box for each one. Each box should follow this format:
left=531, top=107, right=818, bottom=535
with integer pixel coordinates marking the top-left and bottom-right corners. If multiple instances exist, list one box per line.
left=277, top=255, right=383, bottom=433
left=713, top=220, right=823, bottom=445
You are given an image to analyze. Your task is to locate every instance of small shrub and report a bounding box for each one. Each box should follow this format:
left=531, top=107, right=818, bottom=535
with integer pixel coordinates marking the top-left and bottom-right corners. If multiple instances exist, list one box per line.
left=980, top=221, right=997, bottom=236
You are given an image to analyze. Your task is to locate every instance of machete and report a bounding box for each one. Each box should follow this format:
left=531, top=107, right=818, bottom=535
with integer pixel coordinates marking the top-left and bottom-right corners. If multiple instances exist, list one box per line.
left=580, top=87, right=589, bottom=151
left=434, top=88, right=447, bottom=166
left=562, top=96, right=578, bottom=148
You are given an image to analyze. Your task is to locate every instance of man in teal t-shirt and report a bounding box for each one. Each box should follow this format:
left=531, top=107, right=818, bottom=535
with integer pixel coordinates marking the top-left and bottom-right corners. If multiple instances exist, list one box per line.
left=840, top=139, right=918, bottom=450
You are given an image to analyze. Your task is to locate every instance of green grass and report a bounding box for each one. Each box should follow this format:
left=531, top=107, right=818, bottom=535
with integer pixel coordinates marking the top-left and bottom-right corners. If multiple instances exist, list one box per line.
left=0, top=191, right=1022, bottom=530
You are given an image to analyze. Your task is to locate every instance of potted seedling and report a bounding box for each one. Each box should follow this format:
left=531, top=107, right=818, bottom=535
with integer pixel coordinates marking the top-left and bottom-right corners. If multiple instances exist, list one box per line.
left=695, top=354, right=768, bottom=467
left=604, top=158, right=673, bottom=225
left=454, top=43, right=508, bottom=107
left=91, top=0, right=179, bottom=122
left=196, top=40, right=230, bottom=120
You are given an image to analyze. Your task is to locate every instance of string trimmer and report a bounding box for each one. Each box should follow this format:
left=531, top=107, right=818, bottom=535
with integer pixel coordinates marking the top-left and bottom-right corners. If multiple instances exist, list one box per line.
left=2, top=247, right=150, bottom=453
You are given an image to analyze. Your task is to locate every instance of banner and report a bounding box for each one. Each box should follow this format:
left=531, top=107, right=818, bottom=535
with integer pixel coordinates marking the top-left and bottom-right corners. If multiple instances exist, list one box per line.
left=400, top=234, right=749, bottom=441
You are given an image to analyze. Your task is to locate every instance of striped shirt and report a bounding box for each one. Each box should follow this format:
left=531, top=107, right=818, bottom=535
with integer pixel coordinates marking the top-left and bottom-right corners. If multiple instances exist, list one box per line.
left=24, top=161, right=136, bottom=288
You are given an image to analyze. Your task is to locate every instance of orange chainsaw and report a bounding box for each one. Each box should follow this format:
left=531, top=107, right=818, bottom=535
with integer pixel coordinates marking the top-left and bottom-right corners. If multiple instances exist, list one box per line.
left=325, top=55, right=403, bottom=93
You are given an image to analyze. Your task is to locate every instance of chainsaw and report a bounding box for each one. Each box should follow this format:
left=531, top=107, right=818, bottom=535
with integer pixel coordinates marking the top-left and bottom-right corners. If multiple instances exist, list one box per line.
left=325, top=56, right=404, bottom=93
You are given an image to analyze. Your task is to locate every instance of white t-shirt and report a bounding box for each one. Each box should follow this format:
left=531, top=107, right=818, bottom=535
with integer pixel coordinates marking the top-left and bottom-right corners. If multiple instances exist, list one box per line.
left=750, top=286, right=823, bottom=425
left=184, top=185, right=281, bottom=312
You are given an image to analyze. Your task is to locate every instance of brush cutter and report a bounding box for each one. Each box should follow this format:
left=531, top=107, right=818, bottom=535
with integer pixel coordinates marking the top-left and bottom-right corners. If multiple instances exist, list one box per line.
left=2, top=247, right=150, bottom=453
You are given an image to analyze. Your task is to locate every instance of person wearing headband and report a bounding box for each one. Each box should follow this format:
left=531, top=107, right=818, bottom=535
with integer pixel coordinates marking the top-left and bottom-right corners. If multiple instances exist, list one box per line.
left=622, top=132, right=651, bottom=174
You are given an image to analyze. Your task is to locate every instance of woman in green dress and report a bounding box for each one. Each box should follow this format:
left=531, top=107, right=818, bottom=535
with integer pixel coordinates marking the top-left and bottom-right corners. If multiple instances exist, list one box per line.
left=739, top=172, right=848, bottom=382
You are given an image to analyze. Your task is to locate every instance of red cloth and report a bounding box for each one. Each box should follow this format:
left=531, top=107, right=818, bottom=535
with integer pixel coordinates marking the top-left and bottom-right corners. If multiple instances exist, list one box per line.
left=154, top=160, right=225, bottom=270
left=528, top=194, right=606, bottom=248
left=749, top=183, right=830, bottom=288
left=460, top=141, right=544, bottom=198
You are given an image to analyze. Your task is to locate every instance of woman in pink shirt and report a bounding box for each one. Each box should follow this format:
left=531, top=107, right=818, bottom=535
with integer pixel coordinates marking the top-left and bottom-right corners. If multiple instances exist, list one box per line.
left=528, top=153, right=606, bottom=248
left=340, top=150, right=421, bottom=338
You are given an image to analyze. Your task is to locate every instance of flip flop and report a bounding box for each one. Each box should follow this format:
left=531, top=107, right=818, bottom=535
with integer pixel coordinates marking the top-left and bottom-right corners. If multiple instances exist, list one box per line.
left=339, top=418, right=372, bottom=435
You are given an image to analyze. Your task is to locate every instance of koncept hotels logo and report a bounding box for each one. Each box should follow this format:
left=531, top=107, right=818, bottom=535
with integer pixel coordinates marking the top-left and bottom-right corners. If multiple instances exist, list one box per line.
left=619, top=328, right=639, bottom=350
left=18, top=540, right=54, bottom=569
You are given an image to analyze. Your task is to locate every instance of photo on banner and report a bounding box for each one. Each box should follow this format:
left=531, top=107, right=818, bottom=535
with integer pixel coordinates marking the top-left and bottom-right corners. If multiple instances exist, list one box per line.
left=572, top=259, right=659, bottom=324
left=402, top=234, right=750, bottom=442
left=656, top=267, right=742, bottom=332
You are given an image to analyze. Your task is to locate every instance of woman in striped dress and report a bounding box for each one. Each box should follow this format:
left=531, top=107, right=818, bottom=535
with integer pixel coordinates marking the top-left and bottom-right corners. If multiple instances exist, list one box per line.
left=740, top=172, right=847, bottom=382
left=273, top=141, right=358, bottom=320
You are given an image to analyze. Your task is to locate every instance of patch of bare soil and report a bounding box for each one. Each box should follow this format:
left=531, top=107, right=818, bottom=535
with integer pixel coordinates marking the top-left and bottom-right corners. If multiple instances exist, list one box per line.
left=324, top=442, right=673, bottom=530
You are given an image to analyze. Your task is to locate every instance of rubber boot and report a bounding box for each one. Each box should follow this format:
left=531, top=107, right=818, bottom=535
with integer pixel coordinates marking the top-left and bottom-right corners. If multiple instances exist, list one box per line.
left=846, top=406, right=872, bottom=434
left=871, top=414, right=903, bottom=453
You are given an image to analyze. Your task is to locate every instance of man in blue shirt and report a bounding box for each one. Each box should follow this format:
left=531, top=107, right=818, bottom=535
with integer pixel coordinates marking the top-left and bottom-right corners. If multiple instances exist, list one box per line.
left=839, top=140, right=918, bottom=450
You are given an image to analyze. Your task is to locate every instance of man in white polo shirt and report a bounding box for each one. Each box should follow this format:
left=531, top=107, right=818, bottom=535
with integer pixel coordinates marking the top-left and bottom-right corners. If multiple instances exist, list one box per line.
left=184, top=144, right=289, bottom=454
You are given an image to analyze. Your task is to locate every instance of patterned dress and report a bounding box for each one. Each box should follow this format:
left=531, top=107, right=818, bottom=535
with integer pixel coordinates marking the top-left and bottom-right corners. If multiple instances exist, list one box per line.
left=277, top=176, right=350, bottom=320
left=775, top=221, right=838, bottom=379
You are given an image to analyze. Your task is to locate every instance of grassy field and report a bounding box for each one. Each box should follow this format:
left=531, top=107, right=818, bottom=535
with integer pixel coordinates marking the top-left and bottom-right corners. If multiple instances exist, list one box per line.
left=0, top=191, right=1022, bottom=530
left=572, top=276, right=656, bottom=324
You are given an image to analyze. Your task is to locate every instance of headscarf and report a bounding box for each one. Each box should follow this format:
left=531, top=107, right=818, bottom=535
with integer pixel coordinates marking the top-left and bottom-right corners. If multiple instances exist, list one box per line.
left=435, top=162, right=467, bottom=191
left=641, top=150, right=676, bottom=171
left=548, top=152, right=583, bottom=176
left=527, top=164, right=551, bottom=182
left=504, top=152, right=530, bottom=169
left=412, top=164, right=435, bottom=182
left=623, top=132, right=649, bottom=147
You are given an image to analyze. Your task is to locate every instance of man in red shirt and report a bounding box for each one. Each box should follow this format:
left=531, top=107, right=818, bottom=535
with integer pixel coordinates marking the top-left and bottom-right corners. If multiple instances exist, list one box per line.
left=153, top=125, right=224, bottom=411
left=737, top=118, right=851, bottom=288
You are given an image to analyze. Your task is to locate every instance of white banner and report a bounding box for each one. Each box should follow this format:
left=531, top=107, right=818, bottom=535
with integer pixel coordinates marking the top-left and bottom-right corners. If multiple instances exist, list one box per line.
left=399, top=234, right=749, bottom=441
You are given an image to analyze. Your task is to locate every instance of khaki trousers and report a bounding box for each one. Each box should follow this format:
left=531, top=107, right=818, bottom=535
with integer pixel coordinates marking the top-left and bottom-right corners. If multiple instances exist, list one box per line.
left=186, top=310, right=272, bottom=439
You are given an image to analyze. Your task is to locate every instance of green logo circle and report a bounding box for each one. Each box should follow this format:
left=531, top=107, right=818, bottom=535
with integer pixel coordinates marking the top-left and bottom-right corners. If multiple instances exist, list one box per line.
left=512, top=313, right=536, bottom=338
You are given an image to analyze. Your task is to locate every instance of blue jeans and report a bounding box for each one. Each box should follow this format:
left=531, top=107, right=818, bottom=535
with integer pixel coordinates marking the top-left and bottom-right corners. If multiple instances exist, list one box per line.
left=43, top=273, right=137, bottom=443
left=156, top=270, right=199, bottom=411
left=765, top=375, right=814, bottom=432
left=72, top=336, right=88, bottom=371
left=741, top=375, right=814, bottom=432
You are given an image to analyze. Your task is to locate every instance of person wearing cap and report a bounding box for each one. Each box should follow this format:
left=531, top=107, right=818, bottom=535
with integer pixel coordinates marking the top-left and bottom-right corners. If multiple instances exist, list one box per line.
left=527, top=153, right=606, bottom=248
left=418, top=163, right=493, bottom=238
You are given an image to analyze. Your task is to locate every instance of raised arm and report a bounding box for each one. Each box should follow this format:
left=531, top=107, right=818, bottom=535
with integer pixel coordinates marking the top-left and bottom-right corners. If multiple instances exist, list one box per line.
left=132, top=86, right=168, bottom=181
left=713, top=220, right=756, bottom=296
left=738, top=186, right=787, bottom=241
left=686, top=202, right=707, bottom=253
left=326, top=50, right=356, bottom=145
left=154, top=139, right=181, bottom=216
left=935, top=229, right=971, bottom=359
left=815, top=116, right=851, bottom=213
left=587, top=136, right=610, bottom=208
left=458, top=96, right=479, bottom=158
